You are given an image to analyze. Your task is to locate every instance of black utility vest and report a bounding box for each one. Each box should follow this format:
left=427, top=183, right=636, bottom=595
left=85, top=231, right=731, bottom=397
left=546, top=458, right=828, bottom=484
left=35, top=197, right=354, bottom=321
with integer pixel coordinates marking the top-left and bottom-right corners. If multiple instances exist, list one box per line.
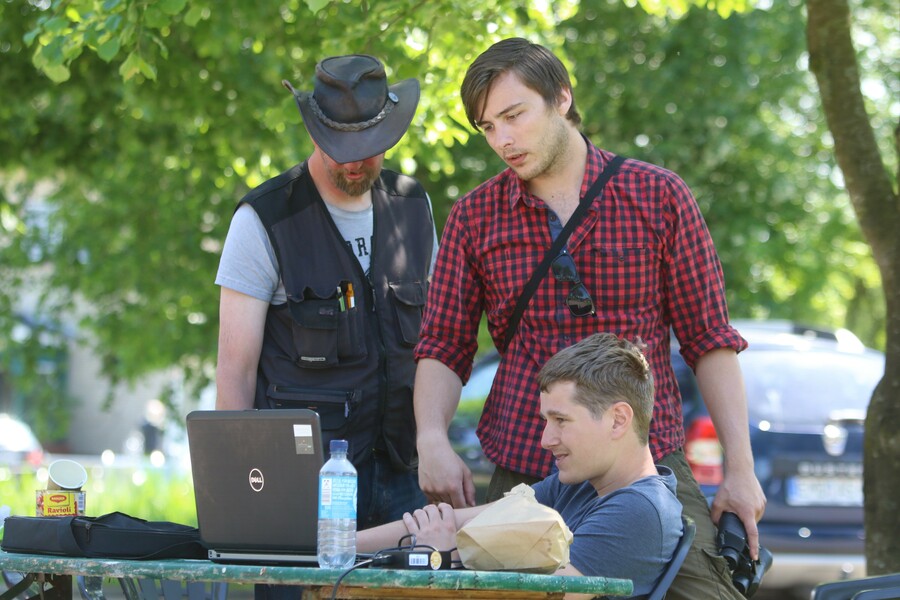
left=241, top=162, right=434, bottom=470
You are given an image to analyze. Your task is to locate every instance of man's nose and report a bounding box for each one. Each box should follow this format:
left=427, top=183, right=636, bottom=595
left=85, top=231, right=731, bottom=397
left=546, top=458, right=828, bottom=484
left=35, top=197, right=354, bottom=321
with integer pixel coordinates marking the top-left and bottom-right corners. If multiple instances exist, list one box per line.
left=540, top=424, right=556, bottom=449
left=494, top=124, right=514, bottom=148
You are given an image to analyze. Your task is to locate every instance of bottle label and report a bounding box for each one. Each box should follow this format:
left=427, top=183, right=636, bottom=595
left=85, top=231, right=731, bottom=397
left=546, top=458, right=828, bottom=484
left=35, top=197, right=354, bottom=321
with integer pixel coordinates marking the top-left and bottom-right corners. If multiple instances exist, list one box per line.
left=318, top=475, right=357, bottom=520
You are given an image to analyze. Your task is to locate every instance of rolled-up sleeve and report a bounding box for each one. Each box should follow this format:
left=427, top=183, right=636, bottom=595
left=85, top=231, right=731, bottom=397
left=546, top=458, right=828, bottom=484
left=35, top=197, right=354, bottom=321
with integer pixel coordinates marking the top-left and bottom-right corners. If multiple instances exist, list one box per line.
left=660, top=172, right=747, bottom=369
left=414, top=200, right=483, bottom=383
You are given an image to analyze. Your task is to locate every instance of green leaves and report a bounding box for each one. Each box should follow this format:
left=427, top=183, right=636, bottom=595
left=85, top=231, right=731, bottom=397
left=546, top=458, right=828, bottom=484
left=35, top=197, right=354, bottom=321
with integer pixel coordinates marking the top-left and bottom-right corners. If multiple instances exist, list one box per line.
left=305, top=0, right=331, bottom=13
left=119, top=51, right=157, bottom=80
left=22, top=0, right=182, bottom=83
left=159, top=0, right=189, bottom=15
left=184, top=5, right=208, bottom=26
left=97, top=38, right=120, bottom=62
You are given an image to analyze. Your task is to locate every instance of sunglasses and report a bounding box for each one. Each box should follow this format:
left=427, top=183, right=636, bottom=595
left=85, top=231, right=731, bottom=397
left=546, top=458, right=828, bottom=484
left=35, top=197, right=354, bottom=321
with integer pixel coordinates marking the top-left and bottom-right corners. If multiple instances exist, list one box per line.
left=551, top=250, right=596, bottom=317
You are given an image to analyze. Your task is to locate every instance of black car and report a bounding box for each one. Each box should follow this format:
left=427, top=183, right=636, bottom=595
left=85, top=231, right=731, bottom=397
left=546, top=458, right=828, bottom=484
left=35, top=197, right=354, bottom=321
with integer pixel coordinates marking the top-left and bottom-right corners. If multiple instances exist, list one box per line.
left=448, top=320, right=884, bottom=595
left=675, top=320, right=881, bottom=595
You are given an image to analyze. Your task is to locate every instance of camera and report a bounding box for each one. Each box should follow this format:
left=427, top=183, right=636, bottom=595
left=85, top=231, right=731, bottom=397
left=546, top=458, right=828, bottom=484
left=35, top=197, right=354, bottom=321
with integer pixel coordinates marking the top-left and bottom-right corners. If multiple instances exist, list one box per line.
left=716, top=512, right=773, bottom=598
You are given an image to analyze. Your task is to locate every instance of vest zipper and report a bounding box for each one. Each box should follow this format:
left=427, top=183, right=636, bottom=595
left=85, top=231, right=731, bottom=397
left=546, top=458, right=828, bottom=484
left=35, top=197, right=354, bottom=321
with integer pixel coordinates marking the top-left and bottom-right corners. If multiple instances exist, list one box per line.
left=326, top=193, right=389, bottom=451
left=367, top=206, right=390, bottom=453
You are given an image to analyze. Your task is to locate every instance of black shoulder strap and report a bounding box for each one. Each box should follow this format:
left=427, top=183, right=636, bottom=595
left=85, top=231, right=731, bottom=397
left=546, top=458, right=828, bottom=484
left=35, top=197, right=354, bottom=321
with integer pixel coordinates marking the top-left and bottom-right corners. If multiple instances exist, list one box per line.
left=500, top=155, right=625, bottom=354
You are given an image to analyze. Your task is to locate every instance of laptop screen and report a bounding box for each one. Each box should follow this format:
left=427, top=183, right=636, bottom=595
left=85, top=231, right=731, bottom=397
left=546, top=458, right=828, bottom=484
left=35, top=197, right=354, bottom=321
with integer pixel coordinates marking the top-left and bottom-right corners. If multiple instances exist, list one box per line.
left=186, top=409, right=324, bottom=557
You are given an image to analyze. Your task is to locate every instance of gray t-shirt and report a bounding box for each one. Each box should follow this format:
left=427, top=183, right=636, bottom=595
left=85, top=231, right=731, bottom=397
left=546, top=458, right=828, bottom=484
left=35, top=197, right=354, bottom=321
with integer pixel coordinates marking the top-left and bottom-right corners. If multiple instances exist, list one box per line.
left=532, top=465, right=682, bottom=599
left=324, top=201, right=376, bottom=277
left=216, top=200, right=438, bottom=305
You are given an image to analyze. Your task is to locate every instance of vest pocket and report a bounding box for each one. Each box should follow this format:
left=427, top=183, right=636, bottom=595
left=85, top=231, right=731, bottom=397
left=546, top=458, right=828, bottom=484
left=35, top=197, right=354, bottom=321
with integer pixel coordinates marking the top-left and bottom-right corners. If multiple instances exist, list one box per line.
left=388, top=280, right=427, bottom=347
left=337, top=306, right=366, bottom=361
left=267, top=385, right=358, bottom=431
left=288, top=286, right=366, bottom=368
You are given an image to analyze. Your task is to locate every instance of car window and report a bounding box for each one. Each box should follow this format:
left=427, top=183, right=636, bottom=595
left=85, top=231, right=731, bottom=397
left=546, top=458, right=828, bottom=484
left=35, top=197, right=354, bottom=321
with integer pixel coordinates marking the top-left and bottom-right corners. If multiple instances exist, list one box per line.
left=460, top=358, right=499, bottom=404
left=741, top=350, right=882, bottom=427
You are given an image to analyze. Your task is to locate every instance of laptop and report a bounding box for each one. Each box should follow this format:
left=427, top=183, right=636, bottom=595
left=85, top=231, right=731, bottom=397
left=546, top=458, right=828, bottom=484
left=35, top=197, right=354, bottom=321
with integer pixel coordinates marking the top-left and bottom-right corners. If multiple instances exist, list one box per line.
left=186, top=409, right=325, bottom=564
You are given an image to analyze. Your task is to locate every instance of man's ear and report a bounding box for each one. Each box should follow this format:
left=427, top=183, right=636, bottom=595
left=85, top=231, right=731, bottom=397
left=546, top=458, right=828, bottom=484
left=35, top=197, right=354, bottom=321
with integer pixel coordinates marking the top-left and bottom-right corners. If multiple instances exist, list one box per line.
left=556, top=86, right=573, bottom=116
left=608, top=401, right=634, bottom=440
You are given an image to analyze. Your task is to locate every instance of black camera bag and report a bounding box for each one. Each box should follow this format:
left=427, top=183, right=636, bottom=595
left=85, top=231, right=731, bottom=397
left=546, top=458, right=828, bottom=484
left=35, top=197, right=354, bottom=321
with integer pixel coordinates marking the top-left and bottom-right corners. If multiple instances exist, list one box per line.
left=1, top=511, right=206, bottom=560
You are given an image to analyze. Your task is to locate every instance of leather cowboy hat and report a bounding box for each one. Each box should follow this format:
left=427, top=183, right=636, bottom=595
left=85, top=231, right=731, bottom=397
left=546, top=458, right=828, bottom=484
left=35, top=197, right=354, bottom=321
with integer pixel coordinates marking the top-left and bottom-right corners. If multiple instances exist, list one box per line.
left=283, top=55, right=420, bottom=164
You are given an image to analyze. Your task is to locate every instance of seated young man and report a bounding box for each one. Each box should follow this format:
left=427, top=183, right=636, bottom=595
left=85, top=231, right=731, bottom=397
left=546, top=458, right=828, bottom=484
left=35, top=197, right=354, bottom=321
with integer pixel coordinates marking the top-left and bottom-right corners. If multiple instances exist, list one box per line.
left=358, top=333, right=683, bottom=599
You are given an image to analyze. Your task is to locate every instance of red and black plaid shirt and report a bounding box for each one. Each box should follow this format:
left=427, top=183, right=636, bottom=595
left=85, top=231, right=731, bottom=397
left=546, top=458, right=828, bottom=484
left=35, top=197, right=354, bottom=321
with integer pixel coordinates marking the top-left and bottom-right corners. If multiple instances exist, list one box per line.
left=416, top=140, right=747, bottom=478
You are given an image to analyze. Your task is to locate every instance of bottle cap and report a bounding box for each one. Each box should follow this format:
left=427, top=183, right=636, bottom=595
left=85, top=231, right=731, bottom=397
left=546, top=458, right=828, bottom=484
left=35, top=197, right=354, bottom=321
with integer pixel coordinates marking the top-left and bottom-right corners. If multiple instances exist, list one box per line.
left=330, top=439, right=349, bottom=453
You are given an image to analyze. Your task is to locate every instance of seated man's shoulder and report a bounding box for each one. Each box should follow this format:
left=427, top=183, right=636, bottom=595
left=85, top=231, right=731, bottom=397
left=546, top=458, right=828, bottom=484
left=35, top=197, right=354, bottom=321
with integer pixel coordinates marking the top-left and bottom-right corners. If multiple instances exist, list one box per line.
left=615, top=469, right=682, bottom=525
left=580, top=471, right=682, bottom=553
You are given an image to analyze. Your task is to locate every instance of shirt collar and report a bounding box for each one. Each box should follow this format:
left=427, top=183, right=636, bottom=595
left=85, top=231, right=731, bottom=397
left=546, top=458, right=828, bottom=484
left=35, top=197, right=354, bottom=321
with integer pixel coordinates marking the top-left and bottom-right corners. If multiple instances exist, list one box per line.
left=507, top=172, right=529, bottom=209
left=578, top=134, right=606, bottom=198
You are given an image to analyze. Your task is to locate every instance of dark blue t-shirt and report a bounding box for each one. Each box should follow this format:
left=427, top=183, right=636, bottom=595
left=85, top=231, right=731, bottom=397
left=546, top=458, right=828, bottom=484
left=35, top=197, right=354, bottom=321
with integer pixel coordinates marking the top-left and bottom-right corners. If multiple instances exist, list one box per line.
left=532, top=466, right=682, bottom=598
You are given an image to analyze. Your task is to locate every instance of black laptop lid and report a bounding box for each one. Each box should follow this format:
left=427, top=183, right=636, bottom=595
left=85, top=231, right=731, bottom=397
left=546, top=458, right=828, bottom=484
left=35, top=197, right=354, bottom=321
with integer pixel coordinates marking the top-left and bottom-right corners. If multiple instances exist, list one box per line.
left=186, top=409, right=324, bottom=554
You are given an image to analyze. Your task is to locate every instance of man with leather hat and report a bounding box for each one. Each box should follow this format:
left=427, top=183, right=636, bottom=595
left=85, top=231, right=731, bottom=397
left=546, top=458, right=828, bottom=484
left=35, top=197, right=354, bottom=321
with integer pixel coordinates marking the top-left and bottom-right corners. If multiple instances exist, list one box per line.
left=215, top=55, right=437, bottom=532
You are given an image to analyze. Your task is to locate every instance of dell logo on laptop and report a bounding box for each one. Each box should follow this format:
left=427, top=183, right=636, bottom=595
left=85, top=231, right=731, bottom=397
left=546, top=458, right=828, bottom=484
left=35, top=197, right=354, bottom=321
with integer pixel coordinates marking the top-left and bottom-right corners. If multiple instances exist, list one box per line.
left=248, top=468, right=265, bottom=492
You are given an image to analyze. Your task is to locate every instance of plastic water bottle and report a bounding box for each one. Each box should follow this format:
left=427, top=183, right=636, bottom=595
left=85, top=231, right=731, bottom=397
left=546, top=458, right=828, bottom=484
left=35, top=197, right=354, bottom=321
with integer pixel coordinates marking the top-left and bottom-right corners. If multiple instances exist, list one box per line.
left=317, top=439, right=357, bottom=569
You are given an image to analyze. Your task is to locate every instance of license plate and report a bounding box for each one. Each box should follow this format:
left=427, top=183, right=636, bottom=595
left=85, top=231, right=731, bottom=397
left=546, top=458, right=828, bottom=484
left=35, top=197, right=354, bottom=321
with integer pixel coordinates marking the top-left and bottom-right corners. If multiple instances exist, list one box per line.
left=786, top=476, right=863, bottom=507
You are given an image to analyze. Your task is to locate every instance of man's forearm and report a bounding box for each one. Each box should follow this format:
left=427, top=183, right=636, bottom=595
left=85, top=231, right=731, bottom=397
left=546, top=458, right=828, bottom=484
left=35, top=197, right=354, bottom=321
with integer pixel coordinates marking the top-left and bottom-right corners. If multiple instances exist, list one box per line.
left=694, top=348, right=754, bottom=471
left=215, top=370, right=256, bottom=409
left=414, top=358, right=463, bottom=445
left=414, top=357, right=478, bottom=506
left=358, top=503, right=489, bottom=554
left=215, top=330, right=258, bottom=410
left=357, top=519, right=415, bottom=553
left=695, top=346, right=767, bottom=552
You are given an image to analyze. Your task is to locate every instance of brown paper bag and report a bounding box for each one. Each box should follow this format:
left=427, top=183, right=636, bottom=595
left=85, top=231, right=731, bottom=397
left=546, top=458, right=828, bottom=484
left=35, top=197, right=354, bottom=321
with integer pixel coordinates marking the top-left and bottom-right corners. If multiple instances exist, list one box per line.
left=456, top=483, right=573, bottom=573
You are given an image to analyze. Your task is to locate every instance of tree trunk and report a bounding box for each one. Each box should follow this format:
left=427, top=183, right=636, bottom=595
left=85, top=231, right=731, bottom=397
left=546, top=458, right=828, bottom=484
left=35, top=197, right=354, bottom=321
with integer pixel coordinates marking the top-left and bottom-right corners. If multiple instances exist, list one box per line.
left=806, top=0, right=900, bottom=574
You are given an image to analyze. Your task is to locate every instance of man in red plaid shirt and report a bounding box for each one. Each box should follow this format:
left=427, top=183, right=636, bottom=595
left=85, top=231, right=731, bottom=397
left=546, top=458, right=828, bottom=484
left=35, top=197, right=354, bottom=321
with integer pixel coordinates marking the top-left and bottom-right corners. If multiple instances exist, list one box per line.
left=414, top=38, right=765, bottom=599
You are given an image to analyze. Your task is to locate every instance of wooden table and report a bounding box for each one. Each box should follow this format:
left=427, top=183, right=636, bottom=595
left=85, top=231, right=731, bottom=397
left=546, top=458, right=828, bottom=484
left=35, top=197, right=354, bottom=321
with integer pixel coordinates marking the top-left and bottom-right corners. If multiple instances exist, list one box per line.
left=0, top=551, right=633, bottom=599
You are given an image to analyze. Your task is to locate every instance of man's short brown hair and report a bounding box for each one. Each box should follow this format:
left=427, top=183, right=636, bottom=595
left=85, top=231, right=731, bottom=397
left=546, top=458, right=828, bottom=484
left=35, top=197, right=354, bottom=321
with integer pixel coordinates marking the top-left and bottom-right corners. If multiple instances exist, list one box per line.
left=538, top=333, right=654, bottom=444
left=460, top=37, right=582, bottom=130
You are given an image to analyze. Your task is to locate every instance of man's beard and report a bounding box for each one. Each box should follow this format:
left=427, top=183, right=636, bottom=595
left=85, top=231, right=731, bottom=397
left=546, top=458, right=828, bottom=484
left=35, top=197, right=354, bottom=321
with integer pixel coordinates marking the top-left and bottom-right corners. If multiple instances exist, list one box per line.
left=329, top=165, right=380, bottom=197
left=514, top=113, right=569, bottom=182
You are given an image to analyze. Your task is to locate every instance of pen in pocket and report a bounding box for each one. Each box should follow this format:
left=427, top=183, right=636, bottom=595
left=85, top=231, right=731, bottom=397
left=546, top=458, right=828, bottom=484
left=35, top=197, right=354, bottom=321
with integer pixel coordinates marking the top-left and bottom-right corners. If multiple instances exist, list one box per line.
left=336, top=286, right=346, bottom=311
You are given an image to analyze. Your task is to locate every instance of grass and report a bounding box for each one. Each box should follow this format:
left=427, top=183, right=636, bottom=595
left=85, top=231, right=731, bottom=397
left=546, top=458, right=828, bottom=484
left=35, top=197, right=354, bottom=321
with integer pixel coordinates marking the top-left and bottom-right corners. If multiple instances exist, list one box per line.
left=0, top=457, right=199, bottom=539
